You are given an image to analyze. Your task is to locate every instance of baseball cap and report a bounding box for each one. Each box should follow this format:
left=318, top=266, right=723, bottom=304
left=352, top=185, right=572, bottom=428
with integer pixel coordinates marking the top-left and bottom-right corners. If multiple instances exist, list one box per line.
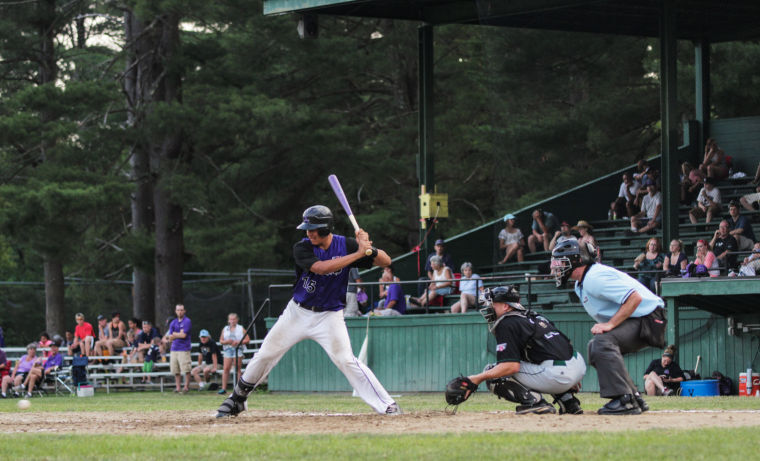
left=561, top=221, right=570, bottom=227
left=434, top=239, right=445, bottom=245
left=199, top=329, right=211, bottom=338
left=97, top=314, right=106, bottom=321
left=503, top=213, right=516, bottom=222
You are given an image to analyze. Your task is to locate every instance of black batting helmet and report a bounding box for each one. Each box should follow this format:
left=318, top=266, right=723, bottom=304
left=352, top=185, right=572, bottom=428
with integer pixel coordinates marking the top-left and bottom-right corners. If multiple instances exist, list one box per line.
left=297, top=205, right=334, bottom=236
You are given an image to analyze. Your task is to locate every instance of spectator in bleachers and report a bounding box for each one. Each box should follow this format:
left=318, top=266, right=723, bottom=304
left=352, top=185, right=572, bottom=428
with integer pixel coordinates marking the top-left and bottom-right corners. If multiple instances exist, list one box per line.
left=373, top=265, right=406, bottom=316
left=740, top=184, right=760, bottom=211
left=498, top=214, right=525, bottom=263
left=689, top=177, right=722, bottom=224
left=549, top=221, right=577, bottom=251
left=219, top=313, right=249, bottom=395
left=411, top=255, right=453, bottom=307
left=632, top=159, right=650, bottom=183
left=693, top=239, right=720, bottom=277
left=103, top=312, right=127, bottom=356
left=1, top=343, right=41, bottom=398
left=93, top=314, right=112, bottom=357
left=573, top=221, right=600, bottom=258
left=611, top=173, right=641, bottom=219
left=38, top=332, right=52, bottom=358
left=700, top=138, right=729, bottom=180
left=135, top=320, right=161, bottom=362
left=450, top=262, right=484, bottom=314
left=527, top=208, right=560, bottom=253
left=192, top=329, right=221, bottom=391
left=69, top=313, right=95, bottom=357
left=426, top=239, right=454, bottom=280
left=23, top=340, right=63, bottom=398
left=377, top=265, right=401, bottom=309
left=165, top=304, right=192, bottom=393
left=630, top=181, right=662, bottom=234
left=633, top=237, right=665, bottom=292
left=727, top=200, right=756, bottom=251
left=680, top=161, right=704, bottom=206
left=118, top=329, right=138, bottom=372
left=736, top=242, right=760, bottom=276
left=662, top=239, right=688, bottom=278
left=711, top=220, right=739, bottom=274
left=62, top=331, right=74, bottom=349
left=127, top=318, right=141, bottom=339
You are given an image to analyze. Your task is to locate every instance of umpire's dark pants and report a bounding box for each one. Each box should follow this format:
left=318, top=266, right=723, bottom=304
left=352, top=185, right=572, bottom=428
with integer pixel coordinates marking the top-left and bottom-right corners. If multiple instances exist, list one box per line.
left=588, top=317, right=648, bottom=398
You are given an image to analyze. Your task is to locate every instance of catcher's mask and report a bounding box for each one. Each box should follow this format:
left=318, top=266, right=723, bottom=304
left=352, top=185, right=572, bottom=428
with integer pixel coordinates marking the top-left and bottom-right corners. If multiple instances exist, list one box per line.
left=479, top=286, right=521, bottom=327
left=550, top=240, right=597, bottom=288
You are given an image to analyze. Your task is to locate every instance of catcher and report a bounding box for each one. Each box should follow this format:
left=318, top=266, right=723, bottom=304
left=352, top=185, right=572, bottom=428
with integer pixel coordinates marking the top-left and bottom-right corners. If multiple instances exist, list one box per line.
left=445, top=286, right=586, bottom=415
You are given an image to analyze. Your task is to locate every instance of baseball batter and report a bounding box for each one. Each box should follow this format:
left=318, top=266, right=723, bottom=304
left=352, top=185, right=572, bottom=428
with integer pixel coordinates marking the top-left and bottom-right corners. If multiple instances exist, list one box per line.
left=216, top=205, right=400, bottom=417
left=451, top=286, right=585, bottom=415
left=551, top=240, right=666, bottom=415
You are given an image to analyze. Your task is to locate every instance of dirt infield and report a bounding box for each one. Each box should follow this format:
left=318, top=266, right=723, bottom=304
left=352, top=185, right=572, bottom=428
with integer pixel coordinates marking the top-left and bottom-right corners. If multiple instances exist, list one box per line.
left=3, top=409, right=760, bottom=435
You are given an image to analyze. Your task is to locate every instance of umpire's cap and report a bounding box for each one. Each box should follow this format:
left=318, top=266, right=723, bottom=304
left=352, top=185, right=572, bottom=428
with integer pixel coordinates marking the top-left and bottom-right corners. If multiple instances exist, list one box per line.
left=297, top=205, right=334, bottom=233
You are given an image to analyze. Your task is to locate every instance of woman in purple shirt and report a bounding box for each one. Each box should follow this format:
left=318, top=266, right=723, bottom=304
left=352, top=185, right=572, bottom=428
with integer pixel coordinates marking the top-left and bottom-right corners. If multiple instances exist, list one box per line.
left=1, top=343, right=41, bottom=398
left=23, top=342, right=64, bottom=398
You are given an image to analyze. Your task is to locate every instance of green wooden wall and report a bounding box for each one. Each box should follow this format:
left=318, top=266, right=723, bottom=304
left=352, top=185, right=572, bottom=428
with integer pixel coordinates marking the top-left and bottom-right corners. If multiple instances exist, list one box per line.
left=711, top=116, right=760, bottom=173
left=266, top=307, right=760, bottom=393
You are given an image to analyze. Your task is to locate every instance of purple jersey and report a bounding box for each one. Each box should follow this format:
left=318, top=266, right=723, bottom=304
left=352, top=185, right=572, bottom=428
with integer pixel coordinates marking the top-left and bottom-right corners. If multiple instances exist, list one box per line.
left=292, top=235, right=372, bottom=310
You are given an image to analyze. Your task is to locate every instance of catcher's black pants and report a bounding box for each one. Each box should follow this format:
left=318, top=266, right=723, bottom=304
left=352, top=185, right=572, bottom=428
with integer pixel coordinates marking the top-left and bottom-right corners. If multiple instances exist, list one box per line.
left=587, top=317, right=648, bottom=398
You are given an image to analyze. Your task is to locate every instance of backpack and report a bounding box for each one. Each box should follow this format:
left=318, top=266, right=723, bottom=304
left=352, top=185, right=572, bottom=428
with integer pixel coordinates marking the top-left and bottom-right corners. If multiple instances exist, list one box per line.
left=71, top=355, right=88, bottom=387
left=683, top=263, right=709, bottom=278
left=712, top=371, right=734, bottom=395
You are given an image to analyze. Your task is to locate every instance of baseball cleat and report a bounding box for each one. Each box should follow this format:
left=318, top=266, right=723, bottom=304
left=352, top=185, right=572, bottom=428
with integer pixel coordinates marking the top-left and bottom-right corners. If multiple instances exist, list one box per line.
left=215, top=396, right=248, bottom=418
left=597, top=395, right=642, bottom=415
left=553, top=394, right=583, bottom=415
left=516, top=399, right=556, bottom=415
left=634, top=392, right=649, bottom=412
left=385, top=402, right=402, bottom=415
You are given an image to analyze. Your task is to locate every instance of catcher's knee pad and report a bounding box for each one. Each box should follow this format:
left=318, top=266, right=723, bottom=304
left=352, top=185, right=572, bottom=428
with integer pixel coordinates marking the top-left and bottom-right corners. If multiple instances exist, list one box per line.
left=489, top=376, right=539, bottom=405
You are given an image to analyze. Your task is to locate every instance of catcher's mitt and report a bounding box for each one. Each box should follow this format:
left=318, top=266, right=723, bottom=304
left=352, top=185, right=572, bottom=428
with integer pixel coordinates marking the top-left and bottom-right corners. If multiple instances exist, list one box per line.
left=445, top=375, right=479, bottom=406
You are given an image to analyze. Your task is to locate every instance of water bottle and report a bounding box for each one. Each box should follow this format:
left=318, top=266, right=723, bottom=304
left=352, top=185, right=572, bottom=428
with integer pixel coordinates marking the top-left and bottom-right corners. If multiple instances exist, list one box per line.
left=747, top=367, right=753, bottom=396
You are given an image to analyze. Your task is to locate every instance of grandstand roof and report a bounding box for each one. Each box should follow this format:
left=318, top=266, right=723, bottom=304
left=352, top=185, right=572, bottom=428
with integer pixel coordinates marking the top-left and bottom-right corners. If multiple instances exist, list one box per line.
left=264, top=0, right=760, bottom=42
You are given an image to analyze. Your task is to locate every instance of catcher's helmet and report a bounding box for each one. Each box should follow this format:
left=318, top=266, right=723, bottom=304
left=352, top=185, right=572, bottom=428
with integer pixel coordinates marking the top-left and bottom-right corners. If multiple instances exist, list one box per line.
left=296, top=205, right=334, bottom=236
left=479, top=286, right=521, bottom=325
left=550, top=239, right=597, bottom=288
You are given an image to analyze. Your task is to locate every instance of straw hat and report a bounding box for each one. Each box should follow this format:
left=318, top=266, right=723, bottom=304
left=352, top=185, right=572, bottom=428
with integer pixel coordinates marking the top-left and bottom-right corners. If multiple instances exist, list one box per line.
left=572, top=220, right=593, bottom=231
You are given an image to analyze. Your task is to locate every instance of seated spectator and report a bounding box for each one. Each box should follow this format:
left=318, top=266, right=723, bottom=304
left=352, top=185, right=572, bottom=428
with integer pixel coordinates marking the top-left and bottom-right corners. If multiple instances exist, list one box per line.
left=498, top=214, right=525, bottom=263
left=662, top=239, right=688, bottom=277
left=219, top=313, right=249, bottom=395
left=680, top=161, right=704, bottom=205
left=192, top=329, right=221, bottom=390
left=63, top=331, right=74, bottom=349
left=69, top=312, right=95, bottom=357
left=1, top=343, right=41, bottom=398
left=549, top=221, right=577, bottom=251
left=127, top=318, right=141, bottom=339
left=527, top=208, right=560, bottom=253
left=38, top=332, right=52, bottom=358
left=117, top=329, right=139, bottom=373
left=425, top=239, right=454, bottom=280
left=643, top=345, right=684, bottom=396
left=376, top=266, right=401, bottom=309
left=689, top=177, right=721, bottom=224
left=632, top=159, right=650, bottom=183
left=740, top=184, right=760, bottom=211
left=373, top=265, right=406, bottom=316
left=104, top=312, right=127, bottom=356
left=93, top=314, right=111, bottom=357
left=700, top=138, right=729, bottom=180
left=411, top=255, right=453, bottom=307
left=693, top=239, right=720, bottom=277
left=450, top=262, right=483, bottom=314
left=633, top=237, right=665, bottom=292
left=727, top=200, right=756, bottom=251
left=573, top=220, right=600, bottom=260
left=736, top=242, right=760, bottom=276
left=610, top=172, right=641, bottom=219
left=23, top=340, right=63, bottom=397
left=135, top=320, right=161, bottom=362
left=0, top=347, right=7, bottom=379
left=630, top=181, right=662, bottom=234
left=710, top=220, right=739, bottom=274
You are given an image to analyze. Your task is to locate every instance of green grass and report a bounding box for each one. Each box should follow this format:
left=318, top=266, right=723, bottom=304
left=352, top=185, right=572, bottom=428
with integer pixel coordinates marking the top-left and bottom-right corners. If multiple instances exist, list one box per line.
left=1, top=391, right=759, bottom=460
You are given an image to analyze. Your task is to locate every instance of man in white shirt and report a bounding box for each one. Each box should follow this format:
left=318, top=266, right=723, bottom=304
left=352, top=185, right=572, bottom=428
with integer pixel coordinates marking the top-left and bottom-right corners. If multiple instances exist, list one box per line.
left=630, top=182, right=661, bottom=234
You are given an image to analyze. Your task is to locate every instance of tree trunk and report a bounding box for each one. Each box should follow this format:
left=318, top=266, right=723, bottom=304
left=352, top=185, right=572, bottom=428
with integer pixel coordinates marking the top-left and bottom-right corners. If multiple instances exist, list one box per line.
left=153, top=178, right=184, bottom=329
left=43, top=258, right=65, bottom=336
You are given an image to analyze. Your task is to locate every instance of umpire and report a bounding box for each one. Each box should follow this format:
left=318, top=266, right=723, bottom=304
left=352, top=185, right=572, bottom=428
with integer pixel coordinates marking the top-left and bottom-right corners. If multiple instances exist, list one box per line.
left=551, top=240, right=667, bottom=415
left=461, top=286, right=586, bottom=415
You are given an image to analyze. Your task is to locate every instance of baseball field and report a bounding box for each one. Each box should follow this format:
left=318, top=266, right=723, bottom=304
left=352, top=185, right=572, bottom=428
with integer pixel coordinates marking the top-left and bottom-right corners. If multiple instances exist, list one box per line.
left=1, top=391, right=759, bottom=460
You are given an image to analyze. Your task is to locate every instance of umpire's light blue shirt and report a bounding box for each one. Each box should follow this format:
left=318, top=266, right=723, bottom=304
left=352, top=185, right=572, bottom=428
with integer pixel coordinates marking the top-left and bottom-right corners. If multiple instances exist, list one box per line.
left=575, top=263, right=664, bottom=323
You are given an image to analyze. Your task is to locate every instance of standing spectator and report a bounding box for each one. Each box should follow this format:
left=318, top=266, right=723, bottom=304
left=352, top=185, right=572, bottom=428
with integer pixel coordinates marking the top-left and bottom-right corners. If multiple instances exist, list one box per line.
left=689, top=177, right=721, bottom=224
left=164, top=304, right=192, bottom=393
left=611, top=173, right=641, bottom=219
left=630, top=181, right=661, bottom=234
left=344, top=268, right=362, bottom=317
left=142, top=338, right=162, bottom=383
left=643, top=345, right=684, bottom=396
left=662, top=239, right=688, bottom=277
left=726, top=200, right=756, bottom=251
left=693, top=239, right=720, bottom=277
left=633, top=238, right=665, bottom=293
left=740, top=184, right=760, bottom=212
left=373, top=265, right=406, bottom=316
left=135, top=320, right=161, bottom=362
left=69, top=313, right=95, bottom=357
left=680, top=161, right=704, bottom=205
left=527, top=209, right=560, bottom=253
left=1, top=344, right=41, bottom=398
left=24, top=341, right=64, bottom=397
left=710, top=220, right=739, bottom=273
left=425, top=239, right=454, bottom=279
left=498, top=214, right=525, bottom=263
left=38, top=332, right=52, bottom=358
left=450, top=262, right=483, bottom=314
left=700, top=138, right=729, bottom=180
left=219, top=313, right=249, bottom=395
left=192, top=329, right=221, bottom=390
left=549, top=221, right=577, bottom=251
left=411, top=255, right=453, bottom=307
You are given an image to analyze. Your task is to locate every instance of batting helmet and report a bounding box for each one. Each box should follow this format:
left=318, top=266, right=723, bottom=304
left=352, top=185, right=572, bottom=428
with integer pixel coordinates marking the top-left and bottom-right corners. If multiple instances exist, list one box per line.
left=550, top=239, right=597, bottom=288
left=297, top=205, right=334, bottom=236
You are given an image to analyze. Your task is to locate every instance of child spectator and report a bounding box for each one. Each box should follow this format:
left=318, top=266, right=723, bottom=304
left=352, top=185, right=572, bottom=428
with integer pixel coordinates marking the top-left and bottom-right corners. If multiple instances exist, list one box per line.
left=726, top=200, right=756, bottom=251
left=38, top=332, right=52, bottom=358
left=498, top=214, right=525, bottom=263
left=142, top=337, right=162, bottom=383
left=527, top=208, right=560, bottom=253
left=689, top=177, right=721, bottom=224
left=219, top=313, right=249, bottom=395
left=192, top=329, right=221, bottom=390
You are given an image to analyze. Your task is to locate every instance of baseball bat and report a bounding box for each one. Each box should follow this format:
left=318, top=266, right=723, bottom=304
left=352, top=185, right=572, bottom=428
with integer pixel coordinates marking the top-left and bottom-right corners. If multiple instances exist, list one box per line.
left=328, top=174, right=373, bottom=256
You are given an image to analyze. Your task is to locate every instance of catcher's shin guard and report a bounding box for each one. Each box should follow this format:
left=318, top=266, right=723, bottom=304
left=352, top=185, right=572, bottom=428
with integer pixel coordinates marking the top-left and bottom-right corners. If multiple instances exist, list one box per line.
left=215, top=377, right=255, bottom=418
left=489, top=376, right=541, bottom=406
left=551, top=391, right=583, bottom=415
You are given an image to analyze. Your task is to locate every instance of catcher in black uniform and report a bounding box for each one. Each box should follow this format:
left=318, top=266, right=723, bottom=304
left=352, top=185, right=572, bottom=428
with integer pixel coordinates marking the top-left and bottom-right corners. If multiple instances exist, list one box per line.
left=446, top=286, right=586, bottom=414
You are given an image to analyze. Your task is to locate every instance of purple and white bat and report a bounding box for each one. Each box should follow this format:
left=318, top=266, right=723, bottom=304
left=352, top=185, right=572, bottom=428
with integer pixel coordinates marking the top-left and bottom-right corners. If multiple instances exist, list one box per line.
left=328, top=174, right=373, bottom=256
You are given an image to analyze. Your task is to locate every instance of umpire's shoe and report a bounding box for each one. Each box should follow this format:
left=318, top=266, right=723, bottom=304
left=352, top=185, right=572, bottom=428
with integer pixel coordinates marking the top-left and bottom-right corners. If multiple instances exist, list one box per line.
left=597, top=394, right=642, bottom=415
left=516, top=399, right=556, bottom=415
left=216, top=395, right=248, bottom=418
